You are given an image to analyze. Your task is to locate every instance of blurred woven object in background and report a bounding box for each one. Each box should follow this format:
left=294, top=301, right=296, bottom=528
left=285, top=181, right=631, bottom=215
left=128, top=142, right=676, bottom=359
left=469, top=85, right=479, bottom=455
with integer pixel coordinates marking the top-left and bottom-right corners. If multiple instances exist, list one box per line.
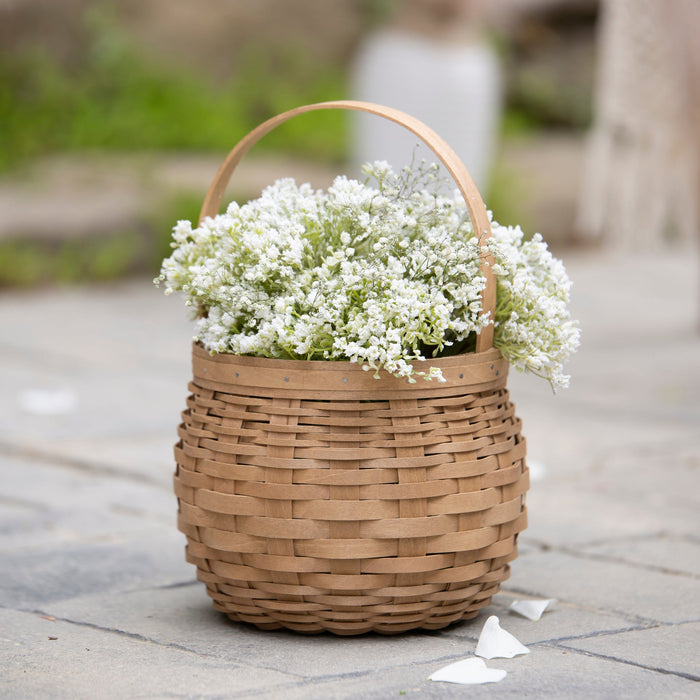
left=577, top=0, right=700, bottom=249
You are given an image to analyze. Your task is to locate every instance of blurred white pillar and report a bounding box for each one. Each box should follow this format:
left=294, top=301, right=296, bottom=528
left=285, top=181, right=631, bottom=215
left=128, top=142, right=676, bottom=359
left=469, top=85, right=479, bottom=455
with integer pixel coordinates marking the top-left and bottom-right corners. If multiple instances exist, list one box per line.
left=350, top=1, right=502, bottom=193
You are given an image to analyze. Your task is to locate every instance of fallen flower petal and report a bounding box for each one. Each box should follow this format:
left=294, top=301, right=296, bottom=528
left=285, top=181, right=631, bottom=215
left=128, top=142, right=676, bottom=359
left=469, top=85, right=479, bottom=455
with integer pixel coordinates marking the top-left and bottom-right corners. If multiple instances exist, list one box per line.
left=429, top=657, right=507, bottom=685
left=510, top=598, right=557, bottom=621
left=527, top=459, right=547, bottom=482
left=475, top=615, right=530, bottom=659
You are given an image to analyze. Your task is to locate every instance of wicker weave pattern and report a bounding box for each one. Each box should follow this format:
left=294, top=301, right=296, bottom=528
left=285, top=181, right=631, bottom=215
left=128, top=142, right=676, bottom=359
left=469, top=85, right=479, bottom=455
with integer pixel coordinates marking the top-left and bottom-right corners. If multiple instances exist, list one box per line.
left=174, top=346, right=528, bottom=634
left=174, top=101, right=528, bottom=634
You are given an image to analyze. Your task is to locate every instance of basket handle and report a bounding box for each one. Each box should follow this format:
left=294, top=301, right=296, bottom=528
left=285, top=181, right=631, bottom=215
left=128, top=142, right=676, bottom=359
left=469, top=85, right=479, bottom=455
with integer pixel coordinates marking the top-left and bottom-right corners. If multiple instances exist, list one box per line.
left=199, top=100, right=495, bottom=352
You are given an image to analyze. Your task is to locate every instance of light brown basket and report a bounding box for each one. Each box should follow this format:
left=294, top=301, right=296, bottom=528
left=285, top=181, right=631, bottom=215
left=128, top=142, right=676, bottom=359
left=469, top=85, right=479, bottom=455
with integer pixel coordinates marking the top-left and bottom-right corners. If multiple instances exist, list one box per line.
left=173, top=101, right=529, bottom=635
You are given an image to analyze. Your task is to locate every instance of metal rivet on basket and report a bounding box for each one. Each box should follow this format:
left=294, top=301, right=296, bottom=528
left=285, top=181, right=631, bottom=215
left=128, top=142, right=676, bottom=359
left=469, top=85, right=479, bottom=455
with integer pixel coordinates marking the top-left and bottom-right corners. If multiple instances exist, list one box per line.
left=490, top=364, right=494, bottom=370
left=284, top=377, right=289, bottom=382
left=235, top=372, right=239, bottom=378
left=459, top=373, right=464, bottom=379
left=343, top=377, right=348, bottom=383
left=495, top=370, right=499, bottom=376
left=203, top=368, right=207, bottom=373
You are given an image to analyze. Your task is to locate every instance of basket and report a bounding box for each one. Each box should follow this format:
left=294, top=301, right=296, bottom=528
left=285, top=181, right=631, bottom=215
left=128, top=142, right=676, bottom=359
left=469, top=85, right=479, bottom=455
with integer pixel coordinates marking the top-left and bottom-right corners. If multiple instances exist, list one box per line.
left=173, top=101, right=529, bottom=635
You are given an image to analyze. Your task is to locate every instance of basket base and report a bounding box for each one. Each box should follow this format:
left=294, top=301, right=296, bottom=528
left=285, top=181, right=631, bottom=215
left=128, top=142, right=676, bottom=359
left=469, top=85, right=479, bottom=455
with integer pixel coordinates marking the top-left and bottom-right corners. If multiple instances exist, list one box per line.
left=207, top=576, right=506, bottom=636
left=222, top=605, right=487, bottom=636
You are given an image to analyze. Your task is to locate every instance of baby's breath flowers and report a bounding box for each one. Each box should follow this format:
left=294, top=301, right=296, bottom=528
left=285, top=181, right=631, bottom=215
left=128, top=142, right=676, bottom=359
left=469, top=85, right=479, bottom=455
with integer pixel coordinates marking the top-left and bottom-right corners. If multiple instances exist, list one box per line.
left=156, top=161, right=580, bottom=389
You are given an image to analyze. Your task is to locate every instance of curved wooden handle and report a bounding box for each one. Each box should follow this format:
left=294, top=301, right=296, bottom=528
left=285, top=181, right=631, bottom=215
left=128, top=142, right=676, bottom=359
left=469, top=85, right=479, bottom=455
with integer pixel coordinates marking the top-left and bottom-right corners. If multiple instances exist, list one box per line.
left=199, top=100, right=495, bottom=351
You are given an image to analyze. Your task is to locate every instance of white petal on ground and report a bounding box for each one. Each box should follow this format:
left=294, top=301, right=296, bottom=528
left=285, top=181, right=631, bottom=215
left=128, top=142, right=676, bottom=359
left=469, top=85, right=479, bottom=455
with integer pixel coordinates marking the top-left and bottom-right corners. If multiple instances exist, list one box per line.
left=475, top=615, right=530, bottom=659
left=527, top=459, right=546, bottom=482
left=18, top=388, right=78, bottom=416
left=510, top=598, right=558, bottom=621
left=429, top=657, right=507, bottom=685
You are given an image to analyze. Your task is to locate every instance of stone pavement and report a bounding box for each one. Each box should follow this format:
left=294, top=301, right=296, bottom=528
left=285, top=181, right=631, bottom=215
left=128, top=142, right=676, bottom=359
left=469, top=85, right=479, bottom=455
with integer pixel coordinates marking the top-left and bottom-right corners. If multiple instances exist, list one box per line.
left=0, top=249, right=698, bottom=698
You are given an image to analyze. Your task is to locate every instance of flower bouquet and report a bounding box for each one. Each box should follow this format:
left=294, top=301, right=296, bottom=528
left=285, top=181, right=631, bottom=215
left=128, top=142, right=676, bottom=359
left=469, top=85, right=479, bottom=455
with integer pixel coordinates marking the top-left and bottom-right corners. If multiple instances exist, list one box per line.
left=158, top=161, right=578, bottom=391
left=158, top=101, right=579, bottom=635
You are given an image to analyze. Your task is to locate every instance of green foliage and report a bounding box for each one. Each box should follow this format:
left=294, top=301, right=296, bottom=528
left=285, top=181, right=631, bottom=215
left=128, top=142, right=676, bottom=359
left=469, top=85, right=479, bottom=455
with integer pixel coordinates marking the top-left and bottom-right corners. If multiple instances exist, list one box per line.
left=0, top=189, right=211, bottom=288
left=0, top=233, right=144, bottom=287
left=358, top=0, right=398, bottom=27
left=509, top=68, right=592, bottom=129
left=485, top=156, right=534, bottom=234
left=0, top=4, right=348, bottom=173
left=149, top=191, right=206, bottom=272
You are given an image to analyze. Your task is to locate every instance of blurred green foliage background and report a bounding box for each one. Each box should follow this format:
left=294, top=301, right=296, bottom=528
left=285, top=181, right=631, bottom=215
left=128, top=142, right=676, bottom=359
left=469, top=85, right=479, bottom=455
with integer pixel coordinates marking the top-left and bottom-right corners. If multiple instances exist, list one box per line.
left=0, top=0, right=596, bottom=287
left=0, top=3, right=349, bottom=174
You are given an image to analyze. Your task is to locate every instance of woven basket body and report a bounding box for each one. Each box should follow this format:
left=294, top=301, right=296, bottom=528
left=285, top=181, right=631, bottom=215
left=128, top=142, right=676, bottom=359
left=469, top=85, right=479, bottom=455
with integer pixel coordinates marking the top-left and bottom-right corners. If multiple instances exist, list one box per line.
left=171, top=100, right=528, bottom=634
left=174, top=345, right=528, bottom=635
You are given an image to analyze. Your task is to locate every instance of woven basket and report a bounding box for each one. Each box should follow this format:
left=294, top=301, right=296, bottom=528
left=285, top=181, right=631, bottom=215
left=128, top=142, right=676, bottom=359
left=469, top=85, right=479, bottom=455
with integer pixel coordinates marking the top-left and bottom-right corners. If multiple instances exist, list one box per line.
left=173, top=101, right=529, bottom=635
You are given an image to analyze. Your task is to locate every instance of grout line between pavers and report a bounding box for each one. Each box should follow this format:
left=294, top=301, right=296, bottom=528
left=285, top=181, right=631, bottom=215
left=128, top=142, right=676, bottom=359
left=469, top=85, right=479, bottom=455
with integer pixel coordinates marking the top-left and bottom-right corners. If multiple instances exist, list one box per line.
left=0, top=493, right=47, bottom=512
left=22, top=600, right=504, bottom=696
left=0, top=336, right=188, bottom=377
left=523, top=531, right=667, bottom=550
left=78, top=579, right=198, bottom=599
left=0, top=440, right=171, bottom=490
left=144, top=579, right=200, bottom=591
left=34, top=610, right=211, bottom=656
left=18, top=606, right=312, bottom=680
left=515, top=536, right=700, bottom=580
left=674, top=532, right=700, bottom=546
left=553, top=546, right=700, bottom=581
left=108, top=503, right=174, bottom=525
left=501, top=585, right=665, bottom=627
left=540, top=640, right=700, bottom=683
left=541, top=618, right=700, bottom=646
left=592, top=531, right=700, bottom=548
left=536, top=622, right=663, bottom=645
left=225, top=649, right=488, bottom=699
left=244, top=667, right=380, bottom=695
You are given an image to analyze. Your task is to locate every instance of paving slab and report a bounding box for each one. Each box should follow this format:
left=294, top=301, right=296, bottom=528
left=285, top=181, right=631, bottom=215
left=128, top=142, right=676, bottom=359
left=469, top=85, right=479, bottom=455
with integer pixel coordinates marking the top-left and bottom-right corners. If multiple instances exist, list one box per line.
left=29, top=587, right=700, bottom=699
left=560, top=621, right=700, bottom=681
left=268, top=644, right=699, bottom=700
left=0, top=279, right=193, bottom=364
left=0, top=532, right=190, bottom=608
left=496, top=644, right=698, bottom=700
left=579, top=534, right=700, bottom=578
left=44, top=585, right=474, bottom=680
left=0, top=250, right=699, bottom=697
left=38, top=435, right=180, bottom=488
left=447, top=591, right=639, bottom=646
left=0, top=608, right=298, bottom=700
left=521, top=461, right=700, bottom=547
left=0, top=356, right=188, bottom=446
left=0, top=454, right=174, bottom=518
left=0, top=501, right=166, bottom=555
left=0, top=454, right=188, bottom=609
left=508, top=392, right=700, bottom=485
left=507, top=550, right=700, bottom=624
left=42, top=581, right=641, bottom=659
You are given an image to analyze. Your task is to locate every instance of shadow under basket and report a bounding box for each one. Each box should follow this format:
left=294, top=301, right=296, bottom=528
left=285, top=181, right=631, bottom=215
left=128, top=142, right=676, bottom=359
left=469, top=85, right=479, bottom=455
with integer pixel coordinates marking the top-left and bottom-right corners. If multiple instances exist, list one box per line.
left=173, top=343, right=529, bottom=635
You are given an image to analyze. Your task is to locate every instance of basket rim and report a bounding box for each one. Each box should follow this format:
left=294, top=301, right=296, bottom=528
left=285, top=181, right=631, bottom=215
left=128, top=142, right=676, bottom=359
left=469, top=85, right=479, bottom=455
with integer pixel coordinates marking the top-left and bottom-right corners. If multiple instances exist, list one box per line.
left=191, top=342, right=508, bottom=400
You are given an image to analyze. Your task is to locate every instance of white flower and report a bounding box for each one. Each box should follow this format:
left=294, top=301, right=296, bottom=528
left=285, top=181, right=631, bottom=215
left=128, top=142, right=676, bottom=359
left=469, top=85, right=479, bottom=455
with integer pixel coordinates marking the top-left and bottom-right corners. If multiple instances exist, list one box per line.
left=157, top=162, right=579, bottom=388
